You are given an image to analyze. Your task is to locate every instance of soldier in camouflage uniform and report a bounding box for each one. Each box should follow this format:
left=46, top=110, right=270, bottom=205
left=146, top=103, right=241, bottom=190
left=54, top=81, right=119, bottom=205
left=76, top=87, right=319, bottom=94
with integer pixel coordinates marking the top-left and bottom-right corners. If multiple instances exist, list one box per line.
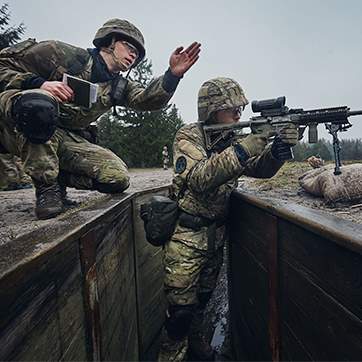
left=0, top=19, right=201, bottom=219
left=158, top=78, right=299, bottom=361
left=162, top=145, right=169, bottom=170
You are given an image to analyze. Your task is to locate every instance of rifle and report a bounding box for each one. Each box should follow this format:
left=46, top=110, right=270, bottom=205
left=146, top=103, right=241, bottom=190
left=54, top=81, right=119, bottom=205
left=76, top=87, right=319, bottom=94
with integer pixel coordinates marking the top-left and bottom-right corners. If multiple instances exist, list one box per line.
left=203, top=96, right=362, bottom=175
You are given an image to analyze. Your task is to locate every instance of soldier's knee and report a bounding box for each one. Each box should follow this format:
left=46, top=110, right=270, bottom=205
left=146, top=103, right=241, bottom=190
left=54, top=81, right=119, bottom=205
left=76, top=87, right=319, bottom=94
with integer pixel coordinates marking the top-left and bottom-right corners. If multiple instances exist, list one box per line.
left=93, top=175, right=130, bottom=194
left=165, top=304, right=195, bottom=341
left=12, top=90, right=59, bottom=144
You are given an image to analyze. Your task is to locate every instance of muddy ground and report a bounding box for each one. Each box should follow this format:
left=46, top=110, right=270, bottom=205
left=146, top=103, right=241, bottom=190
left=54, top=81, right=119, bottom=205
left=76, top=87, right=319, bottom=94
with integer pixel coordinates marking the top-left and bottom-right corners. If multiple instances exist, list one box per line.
left=0, top=168, right=173, bottom=245
left=1, top=162, right=361, bottom=246
left=239, top=161, right=362, bottom=225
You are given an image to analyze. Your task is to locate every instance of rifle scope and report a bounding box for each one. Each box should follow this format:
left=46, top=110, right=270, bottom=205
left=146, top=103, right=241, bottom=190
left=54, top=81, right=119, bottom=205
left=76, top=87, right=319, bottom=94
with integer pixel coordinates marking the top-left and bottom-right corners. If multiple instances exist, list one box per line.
left=251, top=96, right=286, bottom=113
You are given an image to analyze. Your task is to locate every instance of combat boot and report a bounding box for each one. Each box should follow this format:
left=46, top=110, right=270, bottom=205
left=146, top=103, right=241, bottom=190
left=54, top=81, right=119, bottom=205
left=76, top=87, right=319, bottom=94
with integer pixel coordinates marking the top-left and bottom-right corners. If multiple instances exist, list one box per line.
left=158, top=328, right=188, bottom=362
left=34, top=181, right=63, bottom=220
left=59, top=183, right=78, bottom=207
left=188, top=329, right=215, bottom=361
left=58, top=172, right=78, bottom=207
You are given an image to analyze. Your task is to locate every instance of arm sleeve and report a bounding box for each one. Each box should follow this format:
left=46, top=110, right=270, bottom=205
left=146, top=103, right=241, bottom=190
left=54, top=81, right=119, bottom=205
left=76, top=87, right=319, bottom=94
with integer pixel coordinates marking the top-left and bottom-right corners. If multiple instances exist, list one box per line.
left=175, top=131, right=284, bottom=194
left=0, top=40, right=68, bottom=91
left=174, top=128, right=244, bottom=194
left=242, top=145, right=284, bottom=178
left=123, top=69, right=181, bottom=111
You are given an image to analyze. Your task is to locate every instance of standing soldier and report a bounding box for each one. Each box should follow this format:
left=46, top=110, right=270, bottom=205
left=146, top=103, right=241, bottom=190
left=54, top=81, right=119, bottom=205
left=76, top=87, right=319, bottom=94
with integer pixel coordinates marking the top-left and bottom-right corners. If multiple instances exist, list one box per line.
left=158, top=78, right=299, bottom=361
left=0, top=19, right=201, bottom=219
left=162, top=145, right=169, bottom=170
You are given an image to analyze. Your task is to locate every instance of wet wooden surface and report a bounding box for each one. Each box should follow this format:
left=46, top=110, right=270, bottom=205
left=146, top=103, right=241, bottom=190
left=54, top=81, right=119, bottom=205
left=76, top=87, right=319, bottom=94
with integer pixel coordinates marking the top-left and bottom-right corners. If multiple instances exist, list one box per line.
left=0, top=185, right=170, bottom=361
left=229, top=190, right=362, bottom=361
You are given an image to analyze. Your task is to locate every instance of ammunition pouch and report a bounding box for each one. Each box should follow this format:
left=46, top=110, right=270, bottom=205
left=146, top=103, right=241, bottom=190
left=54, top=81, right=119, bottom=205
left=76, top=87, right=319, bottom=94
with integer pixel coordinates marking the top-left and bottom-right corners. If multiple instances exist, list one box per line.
left=140, top=195, right=179, bottom=246
left=12, top=92, right=59, bottom=144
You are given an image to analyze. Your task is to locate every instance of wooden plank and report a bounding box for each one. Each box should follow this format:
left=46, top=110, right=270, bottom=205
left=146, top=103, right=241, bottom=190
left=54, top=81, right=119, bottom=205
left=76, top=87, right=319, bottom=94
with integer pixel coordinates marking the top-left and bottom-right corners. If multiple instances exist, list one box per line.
left=0, top=239, right=85, bottom=361
left=230, top=243, right=270, bottom=361
left=279, top=219, right=362, bottom=321
left=92, top=201, right=138, bottom=362
left=279, top=222, right=362, bottom=361
left=132, top=191, right=168, bottom=358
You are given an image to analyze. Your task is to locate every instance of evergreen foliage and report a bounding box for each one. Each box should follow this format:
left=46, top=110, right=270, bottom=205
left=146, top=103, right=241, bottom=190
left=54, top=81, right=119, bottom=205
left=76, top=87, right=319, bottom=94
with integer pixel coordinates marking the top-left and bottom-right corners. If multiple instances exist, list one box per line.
left=0, top=3, right=24, bottom=50
left=97, top=59, right=184, bottom=168
left=293, top=138, right=362, bottom=161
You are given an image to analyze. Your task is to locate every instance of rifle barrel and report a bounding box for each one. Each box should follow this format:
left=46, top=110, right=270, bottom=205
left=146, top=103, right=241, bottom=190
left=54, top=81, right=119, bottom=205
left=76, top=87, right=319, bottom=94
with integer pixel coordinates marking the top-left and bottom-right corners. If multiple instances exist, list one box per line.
left=348, top=110, right=362, bottom=117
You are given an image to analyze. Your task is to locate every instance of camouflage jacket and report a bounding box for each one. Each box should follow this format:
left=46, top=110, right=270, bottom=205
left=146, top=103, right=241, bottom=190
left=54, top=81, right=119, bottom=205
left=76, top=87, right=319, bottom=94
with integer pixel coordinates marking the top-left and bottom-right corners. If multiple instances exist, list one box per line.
left=172, top=123, right=284, bottom=220
left=0, top=39, right=177, bottom=130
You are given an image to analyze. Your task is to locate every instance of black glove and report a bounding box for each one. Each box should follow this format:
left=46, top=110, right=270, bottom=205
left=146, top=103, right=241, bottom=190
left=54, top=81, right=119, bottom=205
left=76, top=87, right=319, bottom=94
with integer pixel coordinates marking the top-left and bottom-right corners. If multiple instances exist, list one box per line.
left=271, top=136, right=293, bottom=161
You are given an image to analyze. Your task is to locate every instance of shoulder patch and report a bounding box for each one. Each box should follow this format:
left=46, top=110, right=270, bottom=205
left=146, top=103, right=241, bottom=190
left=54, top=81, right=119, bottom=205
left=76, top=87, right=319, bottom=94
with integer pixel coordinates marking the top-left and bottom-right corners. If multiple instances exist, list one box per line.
left=175, top=156, right=187, bottom=174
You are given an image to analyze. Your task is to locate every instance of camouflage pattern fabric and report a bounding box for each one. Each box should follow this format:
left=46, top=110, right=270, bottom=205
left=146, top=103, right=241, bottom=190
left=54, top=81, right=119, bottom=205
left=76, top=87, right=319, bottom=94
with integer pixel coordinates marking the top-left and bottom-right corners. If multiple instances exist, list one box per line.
left=0, top=126, right=129, bottom=188
left=164, top=222, right=224, bottom=306
left=0, top=153, right=31, bottom=190
left=198, top=77, right=249, bottom=123
left=0, top=39, right=176, bottom=188
left=160, top=121, right=283, bottom=360
left=172, top=123, right=283, bottom=220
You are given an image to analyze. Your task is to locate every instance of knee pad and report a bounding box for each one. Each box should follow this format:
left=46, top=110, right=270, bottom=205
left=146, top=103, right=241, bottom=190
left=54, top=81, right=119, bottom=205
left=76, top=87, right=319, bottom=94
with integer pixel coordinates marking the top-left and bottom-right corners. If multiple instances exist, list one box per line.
left=93, top=178, right=129, bottom=194
left=165, top=305, right=195, bottom=341
left=12, top=92, right=59, bottom=144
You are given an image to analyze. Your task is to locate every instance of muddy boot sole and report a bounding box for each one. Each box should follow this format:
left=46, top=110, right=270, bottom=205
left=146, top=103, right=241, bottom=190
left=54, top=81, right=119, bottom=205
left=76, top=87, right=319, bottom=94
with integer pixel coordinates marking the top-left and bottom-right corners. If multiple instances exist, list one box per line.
left=35, top=205, right=63, bottom=220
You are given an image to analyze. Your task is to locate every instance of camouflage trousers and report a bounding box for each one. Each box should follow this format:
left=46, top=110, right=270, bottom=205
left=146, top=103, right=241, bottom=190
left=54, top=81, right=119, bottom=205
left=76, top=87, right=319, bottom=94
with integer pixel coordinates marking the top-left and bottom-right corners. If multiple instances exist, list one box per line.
left=163, top=222, right=225, bottom=308
left=0, top=153, right=31, bottom=190
left=0, top=89, right=129, bottom=190
left=159, top=223, right=225, bottom=361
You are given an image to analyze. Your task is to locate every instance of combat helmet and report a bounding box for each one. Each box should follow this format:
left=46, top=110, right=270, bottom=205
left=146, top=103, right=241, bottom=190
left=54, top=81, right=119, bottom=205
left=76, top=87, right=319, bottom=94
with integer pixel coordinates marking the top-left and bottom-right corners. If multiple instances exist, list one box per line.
left=198, top=77, right=249, bottom=123
left=93, top=18, right=145, bottom=64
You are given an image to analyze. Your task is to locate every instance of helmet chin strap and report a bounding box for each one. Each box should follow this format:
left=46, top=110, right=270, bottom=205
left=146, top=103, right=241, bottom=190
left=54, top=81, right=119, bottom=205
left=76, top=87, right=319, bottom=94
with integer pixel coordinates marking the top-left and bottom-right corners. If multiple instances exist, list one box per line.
left=104, top=38, right=130, bottom=72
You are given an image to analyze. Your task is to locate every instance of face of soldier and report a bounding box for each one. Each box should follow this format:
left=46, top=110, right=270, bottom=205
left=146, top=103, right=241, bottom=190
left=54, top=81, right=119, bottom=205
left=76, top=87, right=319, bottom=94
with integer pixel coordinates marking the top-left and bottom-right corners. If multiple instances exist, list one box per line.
left=215, top=106, right=243, bottom=125
left=112, top=40, right=139, bottom=71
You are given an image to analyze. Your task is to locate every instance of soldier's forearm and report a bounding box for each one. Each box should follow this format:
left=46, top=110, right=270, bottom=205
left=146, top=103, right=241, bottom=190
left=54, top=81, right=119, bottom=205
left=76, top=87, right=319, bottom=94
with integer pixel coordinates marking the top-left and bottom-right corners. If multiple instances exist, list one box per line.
left=125, top=73, right=176, bottom=111
left=243, top=147, right=284, bottom=178
left=188, top=147, right=243, bottom=194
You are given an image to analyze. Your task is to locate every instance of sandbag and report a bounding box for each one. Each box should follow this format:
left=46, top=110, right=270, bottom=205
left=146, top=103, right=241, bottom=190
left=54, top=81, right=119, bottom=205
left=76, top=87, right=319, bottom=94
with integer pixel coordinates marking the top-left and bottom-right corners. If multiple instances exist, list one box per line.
left=299, top=163, right=362, bottom=204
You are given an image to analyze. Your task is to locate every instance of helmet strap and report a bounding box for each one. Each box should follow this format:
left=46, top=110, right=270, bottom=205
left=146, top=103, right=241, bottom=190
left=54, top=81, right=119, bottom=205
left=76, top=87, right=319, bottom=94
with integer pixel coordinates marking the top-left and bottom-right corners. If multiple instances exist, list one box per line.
left=104, top=37, right=129, bottom=72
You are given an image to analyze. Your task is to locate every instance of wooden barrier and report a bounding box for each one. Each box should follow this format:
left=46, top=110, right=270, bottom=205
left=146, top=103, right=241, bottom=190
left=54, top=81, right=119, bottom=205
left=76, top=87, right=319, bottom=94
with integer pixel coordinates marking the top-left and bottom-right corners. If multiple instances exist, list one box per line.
left=229, top=191, right=362, bottom=361
left=2, top=185, right=361, bottom=361
left=0, top=186, right=169, bottom=361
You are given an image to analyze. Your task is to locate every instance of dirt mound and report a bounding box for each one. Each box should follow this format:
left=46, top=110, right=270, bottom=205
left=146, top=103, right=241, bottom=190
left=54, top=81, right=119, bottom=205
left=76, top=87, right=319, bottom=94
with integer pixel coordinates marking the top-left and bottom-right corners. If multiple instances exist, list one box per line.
left=238, top=161, right=362, bottom=225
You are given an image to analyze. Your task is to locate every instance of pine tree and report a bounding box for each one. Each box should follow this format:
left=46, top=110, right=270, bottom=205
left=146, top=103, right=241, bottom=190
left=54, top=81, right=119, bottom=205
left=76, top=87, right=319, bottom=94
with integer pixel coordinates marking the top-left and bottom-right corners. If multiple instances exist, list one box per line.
left=0, top=3, right=24, bottom=50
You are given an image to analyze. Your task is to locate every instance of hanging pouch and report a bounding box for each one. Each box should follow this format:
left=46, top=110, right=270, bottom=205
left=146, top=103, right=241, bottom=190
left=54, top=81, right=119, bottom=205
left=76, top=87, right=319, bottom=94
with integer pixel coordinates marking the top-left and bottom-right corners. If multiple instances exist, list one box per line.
left=140, top=195, right=179, bottom=246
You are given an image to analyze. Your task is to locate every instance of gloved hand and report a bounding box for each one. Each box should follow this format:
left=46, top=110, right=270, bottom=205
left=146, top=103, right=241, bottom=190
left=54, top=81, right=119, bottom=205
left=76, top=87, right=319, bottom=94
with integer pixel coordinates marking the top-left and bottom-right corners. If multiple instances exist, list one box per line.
left=235, top=134, right=267, bottom=158
left=278, top=123, right=299, bottom=146
left=271, top=124, right=299, bottom=161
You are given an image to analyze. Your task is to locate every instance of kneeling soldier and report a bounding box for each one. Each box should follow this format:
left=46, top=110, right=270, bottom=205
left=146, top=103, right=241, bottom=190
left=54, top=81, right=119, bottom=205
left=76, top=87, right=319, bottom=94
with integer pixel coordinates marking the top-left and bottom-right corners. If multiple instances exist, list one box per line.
left=0, top=19, right=200, bottom=219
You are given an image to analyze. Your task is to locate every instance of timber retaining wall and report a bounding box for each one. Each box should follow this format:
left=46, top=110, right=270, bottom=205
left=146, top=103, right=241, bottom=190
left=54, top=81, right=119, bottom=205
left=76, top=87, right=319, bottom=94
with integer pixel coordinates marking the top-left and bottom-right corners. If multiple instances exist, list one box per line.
left=229, top=190, right=362, bottom=361
left=1, top=186, right=362, bottom=361
left=0, top=186, right=169, bottom=361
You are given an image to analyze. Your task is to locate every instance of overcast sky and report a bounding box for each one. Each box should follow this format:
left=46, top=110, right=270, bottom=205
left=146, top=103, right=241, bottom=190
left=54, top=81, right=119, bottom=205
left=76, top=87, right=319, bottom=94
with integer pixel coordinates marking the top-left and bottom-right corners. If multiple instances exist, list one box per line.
left=6, top=0, right=362, bottom=140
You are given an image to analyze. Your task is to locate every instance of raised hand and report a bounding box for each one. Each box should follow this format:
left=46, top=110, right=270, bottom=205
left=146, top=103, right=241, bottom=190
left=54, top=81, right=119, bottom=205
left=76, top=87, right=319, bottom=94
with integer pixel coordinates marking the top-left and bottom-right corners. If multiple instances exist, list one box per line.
left=169, top=42, right=201, bottom=77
